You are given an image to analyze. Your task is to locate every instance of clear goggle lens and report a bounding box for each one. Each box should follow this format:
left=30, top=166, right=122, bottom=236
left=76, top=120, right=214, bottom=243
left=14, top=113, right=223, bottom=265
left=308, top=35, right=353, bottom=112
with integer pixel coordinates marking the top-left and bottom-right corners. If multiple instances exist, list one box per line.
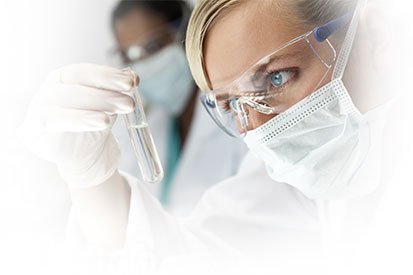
left=200, top=29, right=338, bottom=137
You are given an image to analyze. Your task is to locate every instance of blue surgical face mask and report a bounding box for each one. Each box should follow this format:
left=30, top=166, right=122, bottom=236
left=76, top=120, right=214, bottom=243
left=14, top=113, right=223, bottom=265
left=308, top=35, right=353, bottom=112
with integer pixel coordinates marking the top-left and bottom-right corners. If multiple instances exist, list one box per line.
left=130, top=43, right=194, bottom=115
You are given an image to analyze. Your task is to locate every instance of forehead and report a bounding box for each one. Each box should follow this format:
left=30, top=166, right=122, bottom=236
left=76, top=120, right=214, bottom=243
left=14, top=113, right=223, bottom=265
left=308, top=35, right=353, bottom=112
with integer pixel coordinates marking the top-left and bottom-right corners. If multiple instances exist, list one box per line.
left=204, top=1, right=306, bottom=89
left=114, top=8, right=167, bottom=48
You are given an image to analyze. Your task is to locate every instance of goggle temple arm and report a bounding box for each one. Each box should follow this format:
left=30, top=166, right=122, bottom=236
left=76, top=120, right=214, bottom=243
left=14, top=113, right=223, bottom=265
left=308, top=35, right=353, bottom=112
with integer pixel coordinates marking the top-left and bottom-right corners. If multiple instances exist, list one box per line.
left=313, top=12, right=353, bottom=42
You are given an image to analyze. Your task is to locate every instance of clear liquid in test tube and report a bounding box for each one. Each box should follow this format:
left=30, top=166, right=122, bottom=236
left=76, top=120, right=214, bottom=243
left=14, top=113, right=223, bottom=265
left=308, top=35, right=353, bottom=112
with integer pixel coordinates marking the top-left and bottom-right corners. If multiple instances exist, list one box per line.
left=123, top=70, right=164, bottom=184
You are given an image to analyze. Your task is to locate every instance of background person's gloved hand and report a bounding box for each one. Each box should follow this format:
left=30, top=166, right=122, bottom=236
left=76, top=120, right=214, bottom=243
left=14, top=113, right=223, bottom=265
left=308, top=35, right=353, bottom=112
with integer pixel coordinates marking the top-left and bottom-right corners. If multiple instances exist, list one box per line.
left=19, top=63, right=137, bottom=188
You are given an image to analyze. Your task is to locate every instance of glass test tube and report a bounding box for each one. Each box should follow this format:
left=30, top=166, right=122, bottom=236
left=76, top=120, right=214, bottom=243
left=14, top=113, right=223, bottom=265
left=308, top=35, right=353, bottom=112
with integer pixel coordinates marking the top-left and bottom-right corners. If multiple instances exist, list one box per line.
left=123, top=71, right=164, bottom=184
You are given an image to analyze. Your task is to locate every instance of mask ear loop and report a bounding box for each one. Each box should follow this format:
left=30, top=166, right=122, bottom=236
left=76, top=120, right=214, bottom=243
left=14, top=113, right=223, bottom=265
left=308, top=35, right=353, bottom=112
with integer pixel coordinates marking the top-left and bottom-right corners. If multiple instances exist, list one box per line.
left=301, top=31, right=338, bottom=99
left=332, top=0, right=367, bottom=80
left=329, top=0, right=367, bottom=119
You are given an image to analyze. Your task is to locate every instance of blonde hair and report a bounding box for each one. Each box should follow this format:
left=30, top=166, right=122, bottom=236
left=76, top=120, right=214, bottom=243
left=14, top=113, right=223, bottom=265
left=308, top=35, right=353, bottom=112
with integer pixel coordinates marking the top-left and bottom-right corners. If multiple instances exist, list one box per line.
left=185, top=0, right=357, bottom=91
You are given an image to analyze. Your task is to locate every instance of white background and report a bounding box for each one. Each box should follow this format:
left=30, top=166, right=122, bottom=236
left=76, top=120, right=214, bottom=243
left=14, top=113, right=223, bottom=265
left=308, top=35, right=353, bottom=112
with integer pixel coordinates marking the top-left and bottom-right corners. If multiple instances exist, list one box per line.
left=0, top=1, right=123, bottom=274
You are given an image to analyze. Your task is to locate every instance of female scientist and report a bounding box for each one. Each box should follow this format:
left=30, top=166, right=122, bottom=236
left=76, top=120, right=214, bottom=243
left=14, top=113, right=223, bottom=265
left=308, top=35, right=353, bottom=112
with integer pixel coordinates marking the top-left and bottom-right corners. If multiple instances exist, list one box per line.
left=19, top=0, right=395, bottom=273
left=109, top=0, right=246, bottom=215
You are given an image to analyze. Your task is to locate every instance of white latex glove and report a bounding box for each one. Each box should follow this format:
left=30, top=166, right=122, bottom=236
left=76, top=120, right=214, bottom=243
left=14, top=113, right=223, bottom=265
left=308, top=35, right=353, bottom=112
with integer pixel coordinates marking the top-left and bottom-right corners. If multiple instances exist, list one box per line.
left=19, top=63, right=137, bottom=188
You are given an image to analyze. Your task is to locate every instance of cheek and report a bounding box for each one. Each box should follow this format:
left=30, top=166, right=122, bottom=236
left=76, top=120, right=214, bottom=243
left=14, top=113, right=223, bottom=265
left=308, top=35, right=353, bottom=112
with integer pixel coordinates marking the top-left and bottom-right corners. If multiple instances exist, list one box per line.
left=115, top=26, right=141, bottom=50
left=290, top=56, right=338, bottom=103
left=246, top=108, right=276, bottom=130
left=307, top=56, right=335, bottom=88
left=245, top=62, right=335, bottom=131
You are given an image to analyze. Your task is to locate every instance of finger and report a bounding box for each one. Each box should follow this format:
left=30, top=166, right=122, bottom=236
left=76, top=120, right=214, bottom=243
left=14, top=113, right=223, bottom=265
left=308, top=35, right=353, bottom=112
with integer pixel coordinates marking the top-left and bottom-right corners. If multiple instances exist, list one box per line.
left=55, top=63, right=136, bottom=92
left=53, top=83, right=135, bottom=114
left=45, top=108, right=116, bottom=132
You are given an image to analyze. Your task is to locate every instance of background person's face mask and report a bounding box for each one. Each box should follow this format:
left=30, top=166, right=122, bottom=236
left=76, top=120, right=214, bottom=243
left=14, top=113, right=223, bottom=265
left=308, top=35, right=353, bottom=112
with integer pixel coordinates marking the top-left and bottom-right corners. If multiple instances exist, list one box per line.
left=243, top=1, right=389, bottom=200
left=131, top=43, right=194, bottom=115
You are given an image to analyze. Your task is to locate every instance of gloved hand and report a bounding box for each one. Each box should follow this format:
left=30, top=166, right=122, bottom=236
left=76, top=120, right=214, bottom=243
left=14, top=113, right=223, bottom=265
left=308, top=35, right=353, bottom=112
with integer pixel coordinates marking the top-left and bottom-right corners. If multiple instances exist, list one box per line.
left=19, top=63, right=137, bottom=188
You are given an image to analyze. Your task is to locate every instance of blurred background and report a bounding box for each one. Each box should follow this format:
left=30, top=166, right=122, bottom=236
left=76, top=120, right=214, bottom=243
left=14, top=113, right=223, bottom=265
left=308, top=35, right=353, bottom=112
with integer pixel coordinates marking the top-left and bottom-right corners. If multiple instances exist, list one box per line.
left=0, top=1, right=196, bottom=274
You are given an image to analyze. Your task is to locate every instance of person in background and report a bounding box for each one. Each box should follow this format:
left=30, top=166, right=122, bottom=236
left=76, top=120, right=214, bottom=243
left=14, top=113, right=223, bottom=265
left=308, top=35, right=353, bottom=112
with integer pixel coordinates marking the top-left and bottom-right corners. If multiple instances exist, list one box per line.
left=109, top=0, right=247, bottom=215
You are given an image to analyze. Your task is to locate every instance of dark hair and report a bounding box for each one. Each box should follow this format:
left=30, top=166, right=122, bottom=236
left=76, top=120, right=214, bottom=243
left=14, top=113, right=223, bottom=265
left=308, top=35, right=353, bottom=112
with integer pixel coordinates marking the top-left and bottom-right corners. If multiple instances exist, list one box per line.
left=111, top=0, right=191, bottom=35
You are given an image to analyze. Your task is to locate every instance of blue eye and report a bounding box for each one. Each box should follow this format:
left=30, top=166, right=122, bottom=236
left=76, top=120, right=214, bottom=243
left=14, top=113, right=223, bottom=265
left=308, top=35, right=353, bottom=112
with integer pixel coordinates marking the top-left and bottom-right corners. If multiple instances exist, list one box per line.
left=229, top=98, right=242, bottom=113
left=269, top=70, right=294, bottom=88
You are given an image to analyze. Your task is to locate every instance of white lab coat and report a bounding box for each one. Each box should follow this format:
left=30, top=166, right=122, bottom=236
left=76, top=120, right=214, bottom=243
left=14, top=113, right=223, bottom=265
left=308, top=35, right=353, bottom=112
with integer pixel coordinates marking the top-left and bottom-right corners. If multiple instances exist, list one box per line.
left=124, top=152, right=322, bottom=271
left=66, top=108, right=413, bottom=275
left=66, top=90, right=412, bottom=275
left=67, top=107, right=411, bottom=275
left=112, top=92, right=248, bottom=216
left=66, top=151, right=412, bottom=275
left=66, top=152, right=324, bottom=275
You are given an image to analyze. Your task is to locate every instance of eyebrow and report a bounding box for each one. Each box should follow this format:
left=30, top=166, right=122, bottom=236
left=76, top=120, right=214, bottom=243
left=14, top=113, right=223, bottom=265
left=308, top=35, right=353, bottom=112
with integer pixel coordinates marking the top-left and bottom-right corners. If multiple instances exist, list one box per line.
left=251, top=49, right=307, bottom=76
left=212, top=47, right=308, bottom=97
left=214, top=51, right=306, bottom=99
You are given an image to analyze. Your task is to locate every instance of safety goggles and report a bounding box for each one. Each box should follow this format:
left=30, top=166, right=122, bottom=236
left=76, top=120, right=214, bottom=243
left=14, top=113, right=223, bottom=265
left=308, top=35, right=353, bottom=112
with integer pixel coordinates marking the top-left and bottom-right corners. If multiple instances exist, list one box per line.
left=109, top=20, right=182, bottom=65
left=121, top=29, right=175, bottom=64
left=200, top=14, right=353, bottom=137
